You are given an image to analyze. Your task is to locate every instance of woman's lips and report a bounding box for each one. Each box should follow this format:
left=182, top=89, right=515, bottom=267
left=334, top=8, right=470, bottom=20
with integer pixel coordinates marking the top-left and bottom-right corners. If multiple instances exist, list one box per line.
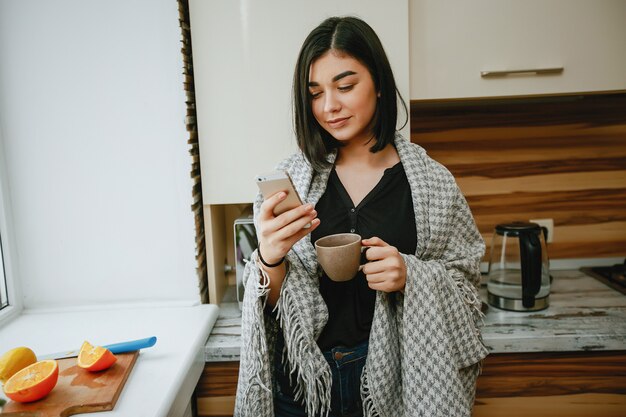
left=327, top=117, right=350, bottom=129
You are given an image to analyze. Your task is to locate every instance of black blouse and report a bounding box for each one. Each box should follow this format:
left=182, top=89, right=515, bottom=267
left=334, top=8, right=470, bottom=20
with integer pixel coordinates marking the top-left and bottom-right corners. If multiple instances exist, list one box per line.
left=311, top=162, right=417, bottom=350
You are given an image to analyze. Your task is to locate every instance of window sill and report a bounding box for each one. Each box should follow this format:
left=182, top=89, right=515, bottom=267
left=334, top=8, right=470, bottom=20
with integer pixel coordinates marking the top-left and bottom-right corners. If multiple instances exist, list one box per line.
left=0, top=302, right=219, bottom=416
left=0, top=304, right=22, bottom=330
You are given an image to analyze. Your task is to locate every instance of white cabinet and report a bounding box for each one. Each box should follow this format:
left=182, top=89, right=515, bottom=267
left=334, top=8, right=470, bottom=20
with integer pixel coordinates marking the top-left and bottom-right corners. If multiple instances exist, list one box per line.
left=189, top=0, right=409, bottom=204
left=410, top=0, right=626, bottom=100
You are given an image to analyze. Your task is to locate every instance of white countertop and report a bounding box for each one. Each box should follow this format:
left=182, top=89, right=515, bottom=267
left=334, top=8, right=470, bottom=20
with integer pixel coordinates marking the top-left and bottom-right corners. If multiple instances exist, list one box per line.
left=0, top=302, right=219, bottom=416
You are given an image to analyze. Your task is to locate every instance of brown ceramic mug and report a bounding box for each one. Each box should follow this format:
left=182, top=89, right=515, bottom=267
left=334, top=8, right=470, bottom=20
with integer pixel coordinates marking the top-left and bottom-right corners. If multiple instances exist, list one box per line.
left=315, top=233, right=367, bottom=282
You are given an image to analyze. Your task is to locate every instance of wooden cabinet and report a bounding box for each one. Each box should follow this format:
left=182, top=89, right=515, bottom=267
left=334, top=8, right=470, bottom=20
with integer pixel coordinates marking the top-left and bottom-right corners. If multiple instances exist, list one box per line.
left=195, top=361, right=239, bottom=417
left=196, top=351, right=626, bottom=416
left=475, top=351, right=626, bottom=417
left=409, top=0, right=626, bottom=99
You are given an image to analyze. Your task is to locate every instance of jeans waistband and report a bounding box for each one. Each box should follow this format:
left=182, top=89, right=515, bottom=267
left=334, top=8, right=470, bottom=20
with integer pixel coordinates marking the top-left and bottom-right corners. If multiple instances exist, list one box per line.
left=322, top=339, right=369, bottom=367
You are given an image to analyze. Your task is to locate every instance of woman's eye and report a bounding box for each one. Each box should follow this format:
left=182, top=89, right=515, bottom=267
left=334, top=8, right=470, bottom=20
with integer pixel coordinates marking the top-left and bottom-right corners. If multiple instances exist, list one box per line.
left=310, top=91, right=322, bottom=99
left=338, top=85, right=354, bottom=92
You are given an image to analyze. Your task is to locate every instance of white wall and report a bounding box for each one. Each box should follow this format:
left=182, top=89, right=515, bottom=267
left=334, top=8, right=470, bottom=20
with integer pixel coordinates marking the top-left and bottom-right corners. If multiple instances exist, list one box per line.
left=0, top=0, right=200, bottom=308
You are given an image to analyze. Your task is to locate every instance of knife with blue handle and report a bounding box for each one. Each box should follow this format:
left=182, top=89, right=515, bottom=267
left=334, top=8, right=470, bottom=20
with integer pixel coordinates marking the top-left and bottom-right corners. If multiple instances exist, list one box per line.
left=39, top=336, right=157, bottom=360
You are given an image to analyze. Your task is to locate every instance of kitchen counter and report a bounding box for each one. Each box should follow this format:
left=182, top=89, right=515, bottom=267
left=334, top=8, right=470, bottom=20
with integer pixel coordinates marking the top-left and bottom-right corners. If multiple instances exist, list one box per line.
left=204, top=270, right=626, bottom=362
left=0, top=302, right=219, bottom=416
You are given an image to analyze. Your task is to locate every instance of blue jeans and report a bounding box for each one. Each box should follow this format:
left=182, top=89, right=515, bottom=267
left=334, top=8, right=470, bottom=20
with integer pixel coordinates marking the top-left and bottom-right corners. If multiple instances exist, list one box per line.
left=273, top=334, right=368, bottom=417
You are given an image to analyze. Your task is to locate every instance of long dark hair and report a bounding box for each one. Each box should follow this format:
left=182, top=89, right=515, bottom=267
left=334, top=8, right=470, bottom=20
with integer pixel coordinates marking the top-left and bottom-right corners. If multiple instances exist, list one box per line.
left=293, top=16, right=408, bottom=171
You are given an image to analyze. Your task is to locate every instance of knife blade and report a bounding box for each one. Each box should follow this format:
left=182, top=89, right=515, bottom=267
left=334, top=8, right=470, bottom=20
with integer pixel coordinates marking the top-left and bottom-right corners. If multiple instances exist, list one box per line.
left=38, top=336, right=157, bottom=360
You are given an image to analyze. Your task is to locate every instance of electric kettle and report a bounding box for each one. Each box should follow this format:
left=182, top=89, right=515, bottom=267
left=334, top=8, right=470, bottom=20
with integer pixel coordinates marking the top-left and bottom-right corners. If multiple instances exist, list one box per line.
left=487, top=222, right=550, bottom=311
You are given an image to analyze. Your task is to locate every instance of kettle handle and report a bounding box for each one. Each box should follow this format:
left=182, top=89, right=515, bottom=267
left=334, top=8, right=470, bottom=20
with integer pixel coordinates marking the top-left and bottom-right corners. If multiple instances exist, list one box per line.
left=520, top=231, right=542, bottom=308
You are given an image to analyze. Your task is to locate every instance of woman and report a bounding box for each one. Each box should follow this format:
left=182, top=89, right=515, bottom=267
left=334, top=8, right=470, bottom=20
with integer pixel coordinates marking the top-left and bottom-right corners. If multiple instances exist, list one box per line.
left=235, top=16, right=488, bottom=417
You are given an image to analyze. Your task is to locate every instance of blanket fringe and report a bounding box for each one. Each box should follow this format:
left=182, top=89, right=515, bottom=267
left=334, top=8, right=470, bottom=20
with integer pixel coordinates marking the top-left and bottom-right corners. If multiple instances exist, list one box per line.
left=453, top=271, right=489, bottom=376
left=360, top=365, right=381, bottom=417
left=454, top=273, right=486, bottom=340
left=255, top=257, right=272, bottom=300
left=276, top=281, right=332, bottom=417
left=238, top=257, right=273, bottom=414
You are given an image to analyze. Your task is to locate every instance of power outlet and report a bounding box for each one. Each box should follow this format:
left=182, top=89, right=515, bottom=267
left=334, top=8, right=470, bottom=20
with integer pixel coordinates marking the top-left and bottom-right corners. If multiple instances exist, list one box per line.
left=530, top=218, right=554, bottom=243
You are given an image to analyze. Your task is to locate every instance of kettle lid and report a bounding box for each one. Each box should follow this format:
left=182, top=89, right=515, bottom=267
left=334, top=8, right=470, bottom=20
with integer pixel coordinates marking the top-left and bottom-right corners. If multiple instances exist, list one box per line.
left=495, top=221, right=542, bottom=236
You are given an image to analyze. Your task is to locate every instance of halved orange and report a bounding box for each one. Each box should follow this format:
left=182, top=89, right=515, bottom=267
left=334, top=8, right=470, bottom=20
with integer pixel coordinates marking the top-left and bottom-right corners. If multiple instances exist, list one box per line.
left=0, top=346, right=38, bottom=384
left=77, top=341, right=117, bottom=372
left=3, top=360, right=59, bottom=403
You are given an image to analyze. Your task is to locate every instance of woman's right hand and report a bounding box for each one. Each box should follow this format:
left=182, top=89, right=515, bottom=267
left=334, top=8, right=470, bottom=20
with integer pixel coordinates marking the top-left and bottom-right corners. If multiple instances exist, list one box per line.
left=257, top=191, right=320, bottom=264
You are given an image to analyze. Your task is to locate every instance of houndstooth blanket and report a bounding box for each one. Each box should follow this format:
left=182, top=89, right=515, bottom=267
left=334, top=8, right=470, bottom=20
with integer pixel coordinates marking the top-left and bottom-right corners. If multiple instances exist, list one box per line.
left=235, top=134, right=489, bottom=417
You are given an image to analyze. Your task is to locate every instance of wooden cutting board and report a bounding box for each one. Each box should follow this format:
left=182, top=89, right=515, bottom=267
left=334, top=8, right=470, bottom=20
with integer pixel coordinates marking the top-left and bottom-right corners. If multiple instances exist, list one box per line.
left=1, top=351, right=138, bottom=417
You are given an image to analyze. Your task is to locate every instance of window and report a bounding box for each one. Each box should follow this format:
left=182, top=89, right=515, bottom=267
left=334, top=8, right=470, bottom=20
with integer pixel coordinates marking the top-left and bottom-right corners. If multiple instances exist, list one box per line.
left=0, top=123, right=18, bottom=316
left=0, top=148, right=8, bottom=310
left=0, top=232, right=7, bottom=310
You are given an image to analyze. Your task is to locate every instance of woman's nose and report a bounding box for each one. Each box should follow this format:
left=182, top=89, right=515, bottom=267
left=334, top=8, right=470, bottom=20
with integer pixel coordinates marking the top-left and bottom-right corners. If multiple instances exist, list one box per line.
left=323, top=92, right=340, bottom=113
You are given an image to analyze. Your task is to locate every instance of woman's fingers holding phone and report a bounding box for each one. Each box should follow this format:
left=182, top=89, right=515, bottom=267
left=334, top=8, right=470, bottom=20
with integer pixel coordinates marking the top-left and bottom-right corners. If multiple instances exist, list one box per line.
left=257, top=192, right=290, bottom=262
left=259, top=193, right=310, bottom=237
left=289, top=217, right=320, bottom=245
left=257, top=194, right=319, bottom=262
left=258, top=214, right=319, bottom=263
left=275, top=209, right=319, bottom=241
left=258, top=191, right=287, bottom=222
left=272, top=203, right=315, bottom=230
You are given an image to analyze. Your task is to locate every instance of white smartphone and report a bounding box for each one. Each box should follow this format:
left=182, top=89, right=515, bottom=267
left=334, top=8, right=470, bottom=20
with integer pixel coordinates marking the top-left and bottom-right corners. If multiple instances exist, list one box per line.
left=255, top=170, right=311, bottom=227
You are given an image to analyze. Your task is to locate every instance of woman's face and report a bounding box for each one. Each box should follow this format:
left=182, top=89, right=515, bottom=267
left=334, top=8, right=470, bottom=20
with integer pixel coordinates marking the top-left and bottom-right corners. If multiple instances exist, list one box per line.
left=308, top=51, right=378, bottom=145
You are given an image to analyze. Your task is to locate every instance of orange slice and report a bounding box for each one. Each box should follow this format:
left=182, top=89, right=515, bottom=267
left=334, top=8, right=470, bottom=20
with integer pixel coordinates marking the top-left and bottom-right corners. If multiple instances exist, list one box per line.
left=3, top=360, right=59, bottom=403
left=77, top=341, right=117, bottom=372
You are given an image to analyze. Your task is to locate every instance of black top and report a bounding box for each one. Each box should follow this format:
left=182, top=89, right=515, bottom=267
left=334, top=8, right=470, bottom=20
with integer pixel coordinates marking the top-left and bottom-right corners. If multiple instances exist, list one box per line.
left=311, top=162, right=417, bottom=350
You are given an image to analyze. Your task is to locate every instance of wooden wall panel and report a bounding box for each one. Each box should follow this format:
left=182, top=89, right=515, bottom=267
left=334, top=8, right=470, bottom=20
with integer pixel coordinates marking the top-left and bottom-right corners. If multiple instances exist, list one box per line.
left=411, top=93, right=626, bottom=259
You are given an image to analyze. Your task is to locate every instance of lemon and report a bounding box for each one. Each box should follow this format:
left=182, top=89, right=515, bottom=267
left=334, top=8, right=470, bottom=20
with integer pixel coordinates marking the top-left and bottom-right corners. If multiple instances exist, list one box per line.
left=0, top=347, right=37, bottom=384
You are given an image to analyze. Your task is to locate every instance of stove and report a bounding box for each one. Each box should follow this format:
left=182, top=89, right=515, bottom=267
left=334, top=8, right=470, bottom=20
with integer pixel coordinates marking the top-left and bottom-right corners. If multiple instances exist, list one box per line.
left=580, top=259, right=626, bottom=295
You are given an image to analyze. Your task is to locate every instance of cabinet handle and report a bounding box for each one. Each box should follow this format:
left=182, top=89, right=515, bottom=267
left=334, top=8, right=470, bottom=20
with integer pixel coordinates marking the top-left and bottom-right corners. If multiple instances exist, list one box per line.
left=480, top=67, right=564, bottom=78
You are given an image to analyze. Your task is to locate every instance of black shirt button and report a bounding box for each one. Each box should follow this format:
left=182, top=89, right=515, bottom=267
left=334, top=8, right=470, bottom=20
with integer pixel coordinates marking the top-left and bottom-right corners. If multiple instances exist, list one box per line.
left=350, top=208, right=355, bottom=212
left=350, top=228, right=355, bottom=233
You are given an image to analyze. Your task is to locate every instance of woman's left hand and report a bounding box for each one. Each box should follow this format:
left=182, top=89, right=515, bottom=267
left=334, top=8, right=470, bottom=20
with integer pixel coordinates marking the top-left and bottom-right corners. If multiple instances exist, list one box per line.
left=361, top=237, right=407, bottom=293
